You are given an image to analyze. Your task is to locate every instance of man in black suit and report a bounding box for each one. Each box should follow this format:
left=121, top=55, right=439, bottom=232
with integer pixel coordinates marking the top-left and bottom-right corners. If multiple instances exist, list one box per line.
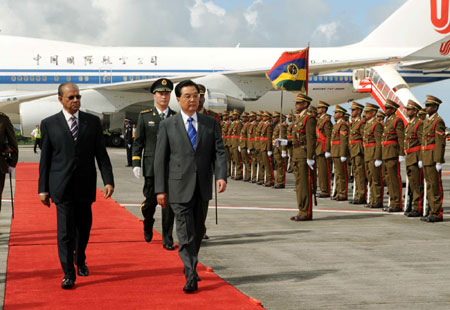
left=154, top=80, right=227, bottom=293
left=38, top=82, right=114, bottom=289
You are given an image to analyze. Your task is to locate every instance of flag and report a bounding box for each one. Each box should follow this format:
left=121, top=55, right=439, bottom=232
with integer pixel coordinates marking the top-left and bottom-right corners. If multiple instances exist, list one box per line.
left=266, top=48, right=309, bottom=93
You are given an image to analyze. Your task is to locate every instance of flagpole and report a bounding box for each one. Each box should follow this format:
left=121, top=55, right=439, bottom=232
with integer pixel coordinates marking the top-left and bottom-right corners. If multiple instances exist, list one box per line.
left=306, top=42, right=310, bottom=96
left=280, top=90, right=283, bottom=139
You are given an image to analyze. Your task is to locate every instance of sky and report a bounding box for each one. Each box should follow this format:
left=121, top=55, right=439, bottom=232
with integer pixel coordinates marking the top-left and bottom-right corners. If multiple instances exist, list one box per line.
left=0, top=0, right=448, bottom=123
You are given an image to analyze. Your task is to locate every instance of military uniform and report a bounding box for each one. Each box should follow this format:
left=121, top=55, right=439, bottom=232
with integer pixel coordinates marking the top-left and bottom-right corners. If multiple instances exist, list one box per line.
left=132, top=78, right=175, bottom=246
left=0, top=112, right=18, bottom=211
left=255, top=111, right=265, bottom=184
left=421, top=95, right=446, bottom=222
left=349, top=102, right=366, bottom=203
left=286, top=114, right=295, bottom=172
left=382, top=99, right=405, bottom=212
left=230, top=110, right=243, bottom=179
left=222, top=113, right=232, bottom=177
left=272, top=112, right=287, bottom=188
left=260, top=111, right=274, bottom=186
left=239, top=112, right=251, bottom=181
left=124, top=120, right=133, bottom=166
left=363, top=104, right=384, bottom=208
left=315, top=102, right=332, bottom=197
left=291, top=94, right=317, bottom=221
left=404, top=100, right=424, bottom=217
left=331, top=105, right=349, bottom=200
left=247, top=112, right=258, bottom=182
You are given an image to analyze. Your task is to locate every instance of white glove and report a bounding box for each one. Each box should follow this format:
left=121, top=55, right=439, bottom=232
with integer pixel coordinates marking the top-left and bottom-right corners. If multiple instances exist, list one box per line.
left=133, top=167, right=141, bottom=179
left=120, top=134, right=124, bottom=139
left=267, top=151, right=273, bottom=157
left=374, top=160, right=382, bottom=168
left=247, top=149, right=251, bottom=154
left=418, top=161, right=423, bottom=169
left=399, top=156, right=405, bottom=163
left=281, top=150, right=287, bottom=158
left=238, top=146, right=241, bottom=152
left=340, top=156, right=347, bottom=162
left=324, top=152, right=331, bottom=158
left=7, top=166, right=14, bottom=174
left=127, top=144, right=131, bottom=148
left=436, top=163, right=443, bottom=172
left=307, top=159, right=315, bottom=170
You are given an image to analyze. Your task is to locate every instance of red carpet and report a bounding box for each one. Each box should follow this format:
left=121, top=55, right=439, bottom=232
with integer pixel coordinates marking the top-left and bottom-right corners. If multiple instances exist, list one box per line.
left=4, top=163, right=264, bottom=310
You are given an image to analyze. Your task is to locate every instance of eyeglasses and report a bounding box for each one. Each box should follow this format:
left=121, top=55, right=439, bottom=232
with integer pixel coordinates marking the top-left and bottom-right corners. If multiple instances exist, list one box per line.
left=66, top=95, right=82, bottom=100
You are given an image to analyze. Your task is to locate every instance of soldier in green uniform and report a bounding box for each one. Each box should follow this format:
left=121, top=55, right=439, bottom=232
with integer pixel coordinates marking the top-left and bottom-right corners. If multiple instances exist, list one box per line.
left=421, top=95, right=446, bottom=223
left=255, top=111, right=265, bottom=185
left=331, top=105, right=349, bottom=201
left=377, top=110, right=386, bottom=124
left=403, top=100, right=424, bottom=217
left=197, top=84, right=219, bottom=121
left=230, top=109, right=243, bottom=180
left=349, top=102, right=366, bottom=204
left=239, top=112, right=251, bottom=181
left=418, top=108, right=427, bottom=121
left=272, top=111, right=287, bottom=188
left=132, top=78, right=176, bottom=249
left=286, top=113, right=295, bottom=173
left=290, top=93, right=317, bottom=221
left=363, top=103, right=384, bottom=209
left=260, top=111, right=274, bottom=187
left=0, top=112, right=18, bottom=211
left=315, top=101, right=332, bottom=198
left=247, top=111, right=258, bottom=183
left=382, top=99, right=405, bottom=212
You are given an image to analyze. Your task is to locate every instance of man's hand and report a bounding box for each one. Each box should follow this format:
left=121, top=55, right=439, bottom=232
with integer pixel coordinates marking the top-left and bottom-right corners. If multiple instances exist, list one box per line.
left=281, top=150, right=287, bottom=158
left=217, top=179, right=227, bottom=193
left=374, top=160, right=382, bottom=168
left=436, top=163, right=443, bottom=172
left=267, top=151, right=273, bottom=157
left=307, top=159, right=315, bottom=170
left=104, top=184, right=114, bottom=199
left=324, top=152, right=331, bottom=159
left=7, top=166, right=14, bottom=174
left=40, top=194, right=51, bottom=208
left=157, top=193, right=168, bottom=209
left=340, top=156, right=347, bottom=163
left=133, top=167, right=141, bottom=179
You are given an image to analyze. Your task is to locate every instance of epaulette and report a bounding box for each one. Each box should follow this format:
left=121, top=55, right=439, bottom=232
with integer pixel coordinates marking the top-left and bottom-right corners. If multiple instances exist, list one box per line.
left=140, top=109, right=152, bottom=114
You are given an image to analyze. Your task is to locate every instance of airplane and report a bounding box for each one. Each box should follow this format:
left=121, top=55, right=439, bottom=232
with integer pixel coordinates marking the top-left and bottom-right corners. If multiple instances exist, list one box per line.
left=0, top=0, right=450, bottom=145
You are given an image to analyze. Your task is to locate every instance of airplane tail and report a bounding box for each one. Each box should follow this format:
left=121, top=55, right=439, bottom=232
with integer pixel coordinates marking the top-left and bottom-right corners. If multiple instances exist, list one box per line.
left=358, top=0, right=450, bottom=50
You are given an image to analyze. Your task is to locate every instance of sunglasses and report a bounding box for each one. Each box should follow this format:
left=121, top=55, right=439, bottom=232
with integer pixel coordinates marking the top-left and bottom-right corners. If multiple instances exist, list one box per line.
left=66, top=95, right=82, bottom=100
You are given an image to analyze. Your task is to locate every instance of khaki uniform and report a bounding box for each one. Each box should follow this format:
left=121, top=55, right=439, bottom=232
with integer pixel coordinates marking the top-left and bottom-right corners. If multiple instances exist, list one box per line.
left=292, top=110, right=317, bottom=218
left=260, top=121, right=274, bottom=185
left=315, top=114, right=332, bottom=196
left=404, top=117, right=423, bottom=213
left=331, top=119, right=349, bottom=199
left=363, top=118, right=383, bottom=206
left=255, top=120, right=265, bottom=183
left=230, top=119, right=243, bottom=179
left=247, top=120, right=258, bottom=182
left=287, top=121, right=295, bottom=172
left=421, top=113, right=446, bottom=218
left=272, top=122, right=287, bottom=186
left=240, top=121, right=251, bottom=180
left=222, top=120, right=232, bottom=177
left=0, top=112, right=19, bottom=210
left=382, top=115, right=405, bottom=208
left=349, top=118, right=366, bottom=201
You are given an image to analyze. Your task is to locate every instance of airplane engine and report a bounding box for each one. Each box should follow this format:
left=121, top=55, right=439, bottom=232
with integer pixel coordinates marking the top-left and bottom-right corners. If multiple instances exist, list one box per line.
left=20, top=99, right=62, bottom=137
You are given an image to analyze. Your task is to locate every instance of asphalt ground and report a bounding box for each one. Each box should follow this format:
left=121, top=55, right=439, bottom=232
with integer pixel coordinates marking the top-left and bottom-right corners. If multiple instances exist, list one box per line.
left=1, top=145, right=450, bottom=309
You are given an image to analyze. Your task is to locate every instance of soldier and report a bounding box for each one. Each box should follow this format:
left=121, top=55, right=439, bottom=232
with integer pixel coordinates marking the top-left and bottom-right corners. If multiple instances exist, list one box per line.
left=421, top=95, right=446, bottom=223
left=331, top=105, right=349, bottom=201
left=382, top=99, right=405, bottom=212
left=363, top=103, right=384, bottom=209
left=247, top=111, right=258, bottom=182
left=239, top=112, right=251, bottom=181
left=418, top=108, right=427, bottom=121
left=377, top=110, right=386, bottom=124
left=315, top=101, right=332, bottom=198
left=123, top=119, right=133, bottom=167
left=272, top=111, right=288, bottom=188
left=349, top=102, right=366, bottom=204
left=230, top=109, right=243, bottom=180
left=132, top=78, right=176, bottom=248
left=260, top=111, right=274, bottom=187
left=403, top=100, right=424, bottom=217
left=222, top=111, right=232, bottom=177
left=255, top=110, right=265, bottom=185
left=0, top=112, right=18, bottom=212
left=286, top=113, right=295, bottom=173
left=197, top=84, right=219, bottom=122
left=290, top=93, right=317, bottom=221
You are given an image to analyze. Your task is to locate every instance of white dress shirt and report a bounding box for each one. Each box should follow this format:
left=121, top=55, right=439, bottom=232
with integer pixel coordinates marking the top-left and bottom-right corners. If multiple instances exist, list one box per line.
left=155, top=106, right=169, bottom=119
left=62, top=108, right=80, bottom=130
left=180, top=110, right=198, bottom=132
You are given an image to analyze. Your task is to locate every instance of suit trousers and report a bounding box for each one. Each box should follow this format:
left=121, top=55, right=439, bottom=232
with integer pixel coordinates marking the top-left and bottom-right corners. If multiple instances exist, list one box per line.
left=423, top=165, right=444, bottom=218
left=126, top=143, right=132, bottom=166
left=333, top=158, right=348, bottom=198
left=406, top=164, right=423, bottom=213
left=316, top=154, right=331, bottom=195
left=171, top=180, right=208, bottom=283
left=366, top=160, right=383, bottom=204
left=351, top=154, right=366, bottom=201
left=292, top=158, right=313, bottom=218
left=142, top=176, right=174, bottom=246
left=56, top=201, right=92, bottom=280
left=0, top=172, right=4, bottom=210
left=384, top=158, right=402, bottom=208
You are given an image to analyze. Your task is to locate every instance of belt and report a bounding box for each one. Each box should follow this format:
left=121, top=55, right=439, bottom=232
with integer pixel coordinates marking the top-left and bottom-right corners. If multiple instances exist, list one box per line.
left=231, top=135, right=239, bottom=139
left=382, top=140, right=397, bottom=146
left=422, top=144, right=436, bottom=150
left=260, top=137, right=269, bottom=141
left=287, top=135, right=293, bottom=139
left=240, top=137, right=248, bottom=140
left=293, top=141, right=305, bottom=147
left=248, top=138, right=255, bottom=141
left=331, top=141, right=341, bottom=145
left=350, top=139, right=362, bottom=145
left=405, top=145, right=421, bottom=154
left=364, top=142, right=376, bottom=147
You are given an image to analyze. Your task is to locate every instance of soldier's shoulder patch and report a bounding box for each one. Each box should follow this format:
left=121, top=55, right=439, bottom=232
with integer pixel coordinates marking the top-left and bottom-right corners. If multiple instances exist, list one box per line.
left=140, top=109, right=151, bottom=114
left=341, top=130, right=348, bottom=136
left=436, top=130, right=445, bottom=136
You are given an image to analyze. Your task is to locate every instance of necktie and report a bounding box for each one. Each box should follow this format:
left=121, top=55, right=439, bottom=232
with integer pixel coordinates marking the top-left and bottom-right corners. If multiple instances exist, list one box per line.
left=70, top=115, right=78, bottom=141
left=160, top=112, right=165, bottom=120
left=187, top=117, right=197, bottom=150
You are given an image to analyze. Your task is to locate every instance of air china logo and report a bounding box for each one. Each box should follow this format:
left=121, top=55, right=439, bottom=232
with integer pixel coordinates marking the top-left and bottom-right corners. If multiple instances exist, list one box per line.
left=431, top=0, right=450, bottom=34
left=440, top=39, right=450, bottom=55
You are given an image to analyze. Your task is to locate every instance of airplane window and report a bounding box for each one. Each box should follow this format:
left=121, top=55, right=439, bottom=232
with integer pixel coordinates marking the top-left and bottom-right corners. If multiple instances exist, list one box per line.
left=30, top=76, right=34, bottom=82
left=85, top=76, right=89, bottom=82
left=24, top=76, right=28, bottom=82
left=67, top=76, right=71, bottom=81
left=130, top=76, right=134, bottom=81
left=123, top=76, right=128, bottom=81
left=78, top=76, right=83, bottom=82
left=43, top=76, right=47, bottom=82
left=319, top=76, right=322, bottom=81
left=339, top=76, right=343, bottom=81
left=107, top=76, right=111, bottom=82
left=36, top=76, right=41, bottom=82
left=324, top=76, right=328, bottom=81
left=11, top=76, right=16, bottom=82
left=54, top=76, right=59, bottom=82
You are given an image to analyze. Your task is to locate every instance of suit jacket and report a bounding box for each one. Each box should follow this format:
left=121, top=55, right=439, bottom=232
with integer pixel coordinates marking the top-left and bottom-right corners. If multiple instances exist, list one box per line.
left=38, top=111, right=114, bottom=204
left=132, top=107, right=176, bottom=176
left=154, top=112, right=227, bottom=204
left=0, top=112, right=18, bottom=174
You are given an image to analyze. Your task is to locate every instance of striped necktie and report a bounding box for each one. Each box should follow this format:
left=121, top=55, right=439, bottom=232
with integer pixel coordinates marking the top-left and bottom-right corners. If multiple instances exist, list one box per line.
left=187, top=117, right=197, bottom=150
left=70, top=115, right=78, bottom=141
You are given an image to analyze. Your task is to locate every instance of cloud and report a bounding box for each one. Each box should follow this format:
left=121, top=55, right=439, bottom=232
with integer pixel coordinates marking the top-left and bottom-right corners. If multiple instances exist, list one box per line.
left=190, top=0, right=226, bottom=28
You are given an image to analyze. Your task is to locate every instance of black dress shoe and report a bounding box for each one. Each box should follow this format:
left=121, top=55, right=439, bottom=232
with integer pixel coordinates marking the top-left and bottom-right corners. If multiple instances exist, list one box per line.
left=336, top=197, right=347, bottom=201
left=388, top=207, right=403, bottom=213
left=290, top=215, right=312, bottom=221
left=352, top=199, right=367, bottom=205
left=421, top=216, right=443, bottom=223
left=163, top=244, right=176, bottom=251
left=407, top=210, right=421, bottom=217
left=273, top=184, right=285, bottom=189
left=77, top=264, right=89, bottom=277
left=318, top=193, right=330, bottom=198
left=203, top=234, right=209, bottom=240
left=144, top=230, right=153, bottom=243
left=371, top=203, right=383, bottom=209
left=365, top=204, right=372, bottom=208
left=183, top=280, right=198, bottom=293
left=61, top=278, right=75, bottom=289
left=126, top=164, right=132, bottom=167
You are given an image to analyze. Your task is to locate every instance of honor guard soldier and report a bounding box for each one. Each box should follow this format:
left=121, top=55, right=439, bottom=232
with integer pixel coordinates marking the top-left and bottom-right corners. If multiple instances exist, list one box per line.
left=377, top=110, right=386, bottom=124
left=247, top=111, right=258, bottom=182
left=124, top=119, right=133, bottom=167
left=421, top=95, right=446, bottom=222
left=0, top=112, right=18, bottom=212
left=418, top=108, right=427, bottom=121
left=403, top=100, right=424, bottom=217
left=222, top=111, right=232, bottom=177
left=260, top=111, right=274, bottom=186
left=290, top=93, right=317, bottom=221
left=349, top=102, right=366, bottom=204
left=239, top=112, right=251, bottom=181
left=197, top=84, right=219, bottom=122
left=382, top=99, right=405, bottom=212
left=286, top=113, right=295, bottom=172
left=363, top=103, right=384, bottom=208
left=255, top=110, right=265, bottom=185
left=272, top=111, right=287, bottom=188
left=316, top=101, right=332, bottom=198
left=230, top=109, right=243, bottom=180
left=132, top=78, right=176, bottom=248
left=331, top=105, right=349, bottom=201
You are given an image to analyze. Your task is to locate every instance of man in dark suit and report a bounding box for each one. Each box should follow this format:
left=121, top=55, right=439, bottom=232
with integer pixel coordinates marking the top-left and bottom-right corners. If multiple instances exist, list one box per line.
left=154, top=80, right=227, bottom=293
left=132, top=78, right=176, bottom=249
left=38, top=82, right=114, bottom=289
left=0, top=112, right=18, bottom=211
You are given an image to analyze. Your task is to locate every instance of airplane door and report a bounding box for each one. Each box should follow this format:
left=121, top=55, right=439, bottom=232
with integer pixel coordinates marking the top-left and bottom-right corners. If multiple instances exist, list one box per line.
left=352, top=69, right=365, bottom=90
left=99, top=67, right=113, bottom=84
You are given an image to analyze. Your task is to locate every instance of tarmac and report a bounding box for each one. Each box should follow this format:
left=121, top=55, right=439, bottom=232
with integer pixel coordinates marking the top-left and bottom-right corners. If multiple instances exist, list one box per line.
left=1, top=145, right=450, bottom=309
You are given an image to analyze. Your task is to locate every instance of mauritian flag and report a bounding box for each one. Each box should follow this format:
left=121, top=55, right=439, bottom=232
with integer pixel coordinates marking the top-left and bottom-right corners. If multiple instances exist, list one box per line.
left=266, top=47, right=309, bottom=93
